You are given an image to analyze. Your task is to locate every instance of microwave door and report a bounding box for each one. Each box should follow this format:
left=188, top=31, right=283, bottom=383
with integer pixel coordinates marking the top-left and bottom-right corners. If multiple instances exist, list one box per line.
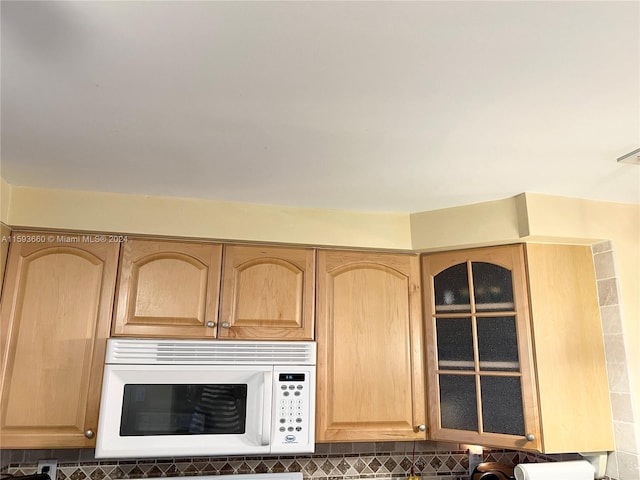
left=95, top=365, right=274, bottom=459
left=258, top=371, right=273, bottom=447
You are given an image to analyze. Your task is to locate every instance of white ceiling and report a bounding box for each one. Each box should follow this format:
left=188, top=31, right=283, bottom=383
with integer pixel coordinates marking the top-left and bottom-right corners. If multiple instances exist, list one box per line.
left=1, top=1, right=639, bottom=213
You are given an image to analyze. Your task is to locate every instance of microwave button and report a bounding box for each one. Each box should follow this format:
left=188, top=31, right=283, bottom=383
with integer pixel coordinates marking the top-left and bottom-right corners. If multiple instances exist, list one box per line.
left=281, top=385, right=287, bottom=390
left=288, top=385, right=295, bottom=390
left=294, top=391, right=301, bottom=396
left=285, top=434, right=296, bottom=442
left=279, top=427, right=286, bottom=432
left=283, top=391, right=290, bottom=397
left=296, top=426, right=302, bottom=432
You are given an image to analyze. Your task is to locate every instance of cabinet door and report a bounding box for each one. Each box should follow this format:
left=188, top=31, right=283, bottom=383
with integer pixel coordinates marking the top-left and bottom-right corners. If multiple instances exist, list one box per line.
left=422, top=245, right=541, bottom=451
left=316, top=250, right=425, bottom=441
left=112, top=239, right=222, bottom=338
left=0, top=233, right=118, bottom=448
left=525, top=244, right=613, bottom=453
left=219, top=245, right=315, bottom=339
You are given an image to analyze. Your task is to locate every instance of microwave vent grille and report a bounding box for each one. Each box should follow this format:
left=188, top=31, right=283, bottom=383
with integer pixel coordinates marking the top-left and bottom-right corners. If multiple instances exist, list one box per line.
left=106, top=339, right=316, bottom=365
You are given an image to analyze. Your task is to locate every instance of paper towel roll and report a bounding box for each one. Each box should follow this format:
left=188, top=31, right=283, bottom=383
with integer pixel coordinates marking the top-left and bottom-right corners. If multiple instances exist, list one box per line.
left=514, top=460, right=595, bottom=480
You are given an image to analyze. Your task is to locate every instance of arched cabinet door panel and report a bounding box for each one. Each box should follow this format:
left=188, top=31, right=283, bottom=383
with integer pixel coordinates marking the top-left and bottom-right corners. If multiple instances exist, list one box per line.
left=0, top=233, right=118, bottom=448
left=316, top=250, right=425, bottom=442
left=112, top=239, right=222, bottom=338
left=219, top=245, right=315, bottom=340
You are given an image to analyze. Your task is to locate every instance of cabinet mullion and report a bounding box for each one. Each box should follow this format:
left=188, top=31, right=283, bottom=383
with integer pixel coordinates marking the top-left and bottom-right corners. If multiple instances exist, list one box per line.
left=433, top=312, right=477, bottom=319
left=434, top=311, right=517, bottom=319
left=467, top=260, right=485, bottom=435
left=474, top=310, right=516, bottom=317
left=435, top=370, right=522, bottom=378
left=435, top=369, right=477, bottom=375
left=476, top=371, right=522, bottom=378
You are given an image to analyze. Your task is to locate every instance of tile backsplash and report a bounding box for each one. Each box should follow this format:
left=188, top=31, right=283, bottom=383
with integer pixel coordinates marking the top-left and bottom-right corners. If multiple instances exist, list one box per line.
left=592, top=241, right=640, bottom=480
left=0, top=442, right=577, bottom=480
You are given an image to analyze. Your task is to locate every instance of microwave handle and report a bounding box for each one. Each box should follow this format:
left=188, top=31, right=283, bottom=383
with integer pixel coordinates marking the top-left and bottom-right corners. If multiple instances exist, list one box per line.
left=259, top=371, right=273, bottom=446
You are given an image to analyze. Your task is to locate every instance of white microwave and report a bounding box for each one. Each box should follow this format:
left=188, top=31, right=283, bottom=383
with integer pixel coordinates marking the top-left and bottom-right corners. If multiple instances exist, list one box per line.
left=95, top=339, right=316, bottom=459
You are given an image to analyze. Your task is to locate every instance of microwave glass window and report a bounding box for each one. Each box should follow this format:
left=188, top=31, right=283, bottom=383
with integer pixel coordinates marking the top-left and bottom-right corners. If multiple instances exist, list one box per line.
left=120, top=384, right=247, bottom=436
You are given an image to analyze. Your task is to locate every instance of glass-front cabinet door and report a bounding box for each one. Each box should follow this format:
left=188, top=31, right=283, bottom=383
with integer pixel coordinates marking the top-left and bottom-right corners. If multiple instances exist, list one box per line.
left=422, top=244, right=541, bottom=451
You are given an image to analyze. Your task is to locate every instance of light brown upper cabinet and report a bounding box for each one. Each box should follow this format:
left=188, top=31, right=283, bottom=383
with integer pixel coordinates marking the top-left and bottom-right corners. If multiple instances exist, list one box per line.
left=422, top=243, right=613, bottom=453
left=112, top=239, right=222, bottom=338
left=0, top=232, right=118, bottom=448
left=316, top=250, right=426, bottom=442
left=219, top=245, right=315, bottom=340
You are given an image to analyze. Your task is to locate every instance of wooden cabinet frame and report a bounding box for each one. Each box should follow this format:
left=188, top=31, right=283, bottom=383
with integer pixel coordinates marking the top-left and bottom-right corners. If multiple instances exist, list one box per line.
left=0, top=233, right=118, bottom=448
left=316, top=250, right=426, bottom=442
left=422, top=243, right=614, bottom=453
left=219, top=245, right=315, bottom=340
left=422, top=244, right=541, bottom=451
left=112, top=239, right=222, bottom=338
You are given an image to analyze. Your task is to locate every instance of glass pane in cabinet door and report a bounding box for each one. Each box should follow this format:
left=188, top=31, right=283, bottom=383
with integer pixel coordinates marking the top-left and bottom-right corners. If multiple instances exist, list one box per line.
left=480, top=376, right=525, bottom=436
left=471, top=262, right=514, bottom=311
left=434, top=263, right=471, bottom=313
left=439, top=374, right=478, bottom=431
left=436, top=317, right=474, bottom=370
left=477, top=316, right=520, bottom=372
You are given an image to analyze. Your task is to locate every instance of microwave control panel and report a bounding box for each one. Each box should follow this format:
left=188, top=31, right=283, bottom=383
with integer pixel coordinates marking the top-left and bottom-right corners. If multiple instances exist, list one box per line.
left=272, top=366, right=316, bottom=451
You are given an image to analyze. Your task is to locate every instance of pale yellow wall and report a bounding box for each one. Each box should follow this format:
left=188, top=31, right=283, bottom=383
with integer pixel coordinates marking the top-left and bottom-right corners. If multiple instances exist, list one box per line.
left=0, top=223, right=9, bottom=286
left=0, top=178, right=11, bottom=224
left=410, top=194, right=529, bottom=251
left=1, top=179, right=12, bottom=287
left=6, top=184, right=412, bottom=250
left=523, top=192, right=640, bottom=444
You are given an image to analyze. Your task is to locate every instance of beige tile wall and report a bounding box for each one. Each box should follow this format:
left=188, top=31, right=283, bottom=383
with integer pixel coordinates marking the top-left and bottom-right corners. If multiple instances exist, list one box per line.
left=593, top=242, right=640, bottom=480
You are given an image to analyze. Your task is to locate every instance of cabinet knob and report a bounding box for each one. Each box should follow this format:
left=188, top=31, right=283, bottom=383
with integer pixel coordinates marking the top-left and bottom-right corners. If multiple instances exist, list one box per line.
left=417, top=424, right=426, bottom=432
left=206, top=321, right=216, bottom=328
left=84, top=429, right=95, bottom=439
left=525, top=433, right=535, bottom=442
left=221, top=322, right=230, bottom=329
